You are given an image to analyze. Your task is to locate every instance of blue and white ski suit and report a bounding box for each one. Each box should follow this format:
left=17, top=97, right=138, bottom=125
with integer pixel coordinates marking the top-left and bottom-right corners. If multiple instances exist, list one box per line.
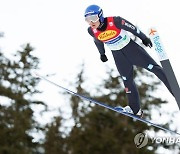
left=87, top=16, right=173, bottom=114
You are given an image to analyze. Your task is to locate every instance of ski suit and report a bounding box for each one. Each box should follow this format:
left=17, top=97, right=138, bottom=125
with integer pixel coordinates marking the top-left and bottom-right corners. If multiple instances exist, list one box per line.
left=87, top=16, right=173, bottom=114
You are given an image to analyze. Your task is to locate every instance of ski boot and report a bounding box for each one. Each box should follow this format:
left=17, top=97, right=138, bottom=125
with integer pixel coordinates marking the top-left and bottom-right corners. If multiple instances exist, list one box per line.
left=123, top=106, right=143, bottom=118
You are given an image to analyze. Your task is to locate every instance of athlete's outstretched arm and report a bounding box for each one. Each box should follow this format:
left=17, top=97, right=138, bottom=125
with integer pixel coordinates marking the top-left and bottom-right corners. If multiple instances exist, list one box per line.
left=114, top=16, right=147, bottom=40
left=88, top=27, right=106, bottom=55
left=114, top=16, right=152, bottom=47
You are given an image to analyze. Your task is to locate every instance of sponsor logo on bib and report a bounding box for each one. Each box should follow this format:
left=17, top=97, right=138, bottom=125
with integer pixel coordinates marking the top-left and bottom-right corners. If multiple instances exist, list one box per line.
left=98, top=30, right=117, bottom=41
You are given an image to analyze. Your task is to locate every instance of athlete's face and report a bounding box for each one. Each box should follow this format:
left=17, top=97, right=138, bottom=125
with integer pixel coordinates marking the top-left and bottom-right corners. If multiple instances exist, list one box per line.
left=88, top=20, right=100, bottom=29
left=85, top=14, right=100, bottom=29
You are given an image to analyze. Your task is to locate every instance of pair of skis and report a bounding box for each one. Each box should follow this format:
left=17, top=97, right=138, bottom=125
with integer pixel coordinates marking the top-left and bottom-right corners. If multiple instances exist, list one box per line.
left=149, top=28, right=180, bottom=109
left=35, top=73, right=180, bottom=136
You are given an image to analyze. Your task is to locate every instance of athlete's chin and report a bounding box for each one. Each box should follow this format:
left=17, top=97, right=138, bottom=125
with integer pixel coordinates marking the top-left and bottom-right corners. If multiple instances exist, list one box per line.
left=91, top=25, right=98, bottom=29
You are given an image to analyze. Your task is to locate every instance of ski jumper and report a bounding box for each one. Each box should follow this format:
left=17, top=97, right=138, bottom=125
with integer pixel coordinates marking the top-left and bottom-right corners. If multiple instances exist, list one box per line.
left=88, top=16, right=173, bottom=114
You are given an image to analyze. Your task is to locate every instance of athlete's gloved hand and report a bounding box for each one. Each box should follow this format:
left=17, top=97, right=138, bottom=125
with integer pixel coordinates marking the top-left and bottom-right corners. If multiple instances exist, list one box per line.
left=100, top=54, right=108, bottom=62
left=142, top=37, right=153, bottom=48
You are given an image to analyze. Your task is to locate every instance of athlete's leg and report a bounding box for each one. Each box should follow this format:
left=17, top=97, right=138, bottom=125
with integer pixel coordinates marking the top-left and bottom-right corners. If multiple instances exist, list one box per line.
left=125, top=40, right=173, bottom=95
left=147, top=65, right=173, bottom=95
left=112, top=50, right=141, bottom=114
left=122, top=68, right=141, bottom=114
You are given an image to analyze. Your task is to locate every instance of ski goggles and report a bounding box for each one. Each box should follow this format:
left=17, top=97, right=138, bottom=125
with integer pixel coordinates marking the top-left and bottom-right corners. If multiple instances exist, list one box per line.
left=85, top=15, right=99, bottom=23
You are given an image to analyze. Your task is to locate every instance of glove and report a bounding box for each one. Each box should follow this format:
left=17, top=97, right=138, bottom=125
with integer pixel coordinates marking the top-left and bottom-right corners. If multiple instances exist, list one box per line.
left=142, top=37, right=153, bottom=48
left=100, top=54, right=108, bottom=62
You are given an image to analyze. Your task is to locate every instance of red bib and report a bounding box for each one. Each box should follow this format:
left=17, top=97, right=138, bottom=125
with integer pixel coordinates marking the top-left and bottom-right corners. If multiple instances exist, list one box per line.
left=92, top=17, right=121, bottom=43
left=92, top=17, right=131, bottom=50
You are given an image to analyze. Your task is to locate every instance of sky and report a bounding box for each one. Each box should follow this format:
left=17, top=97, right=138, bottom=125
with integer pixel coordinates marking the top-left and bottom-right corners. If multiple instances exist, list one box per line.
left=1, top=0, right=180, bottom=150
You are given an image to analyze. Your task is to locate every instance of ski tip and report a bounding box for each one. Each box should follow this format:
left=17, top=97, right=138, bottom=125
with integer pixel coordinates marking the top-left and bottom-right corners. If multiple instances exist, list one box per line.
left=148, top=27, right=157, bottom=36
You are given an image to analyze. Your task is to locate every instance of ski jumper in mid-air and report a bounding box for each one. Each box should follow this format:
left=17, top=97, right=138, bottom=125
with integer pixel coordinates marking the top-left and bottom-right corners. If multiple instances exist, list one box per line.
left=84, top=4, right=174, bottom=117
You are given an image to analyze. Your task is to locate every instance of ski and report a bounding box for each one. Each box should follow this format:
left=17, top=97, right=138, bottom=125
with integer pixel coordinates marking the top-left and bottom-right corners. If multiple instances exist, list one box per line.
left=149, top=28, right=180, bottom=110
left=34, top=73, right=180, bottom=136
